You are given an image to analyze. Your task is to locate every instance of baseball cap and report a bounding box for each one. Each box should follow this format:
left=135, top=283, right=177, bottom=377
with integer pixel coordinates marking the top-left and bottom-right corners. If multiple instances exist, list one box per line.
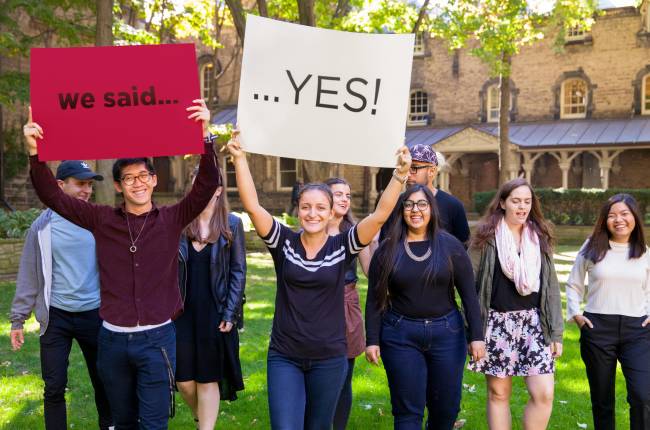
left=55, top=160, right=104, bottom=181
left=408, top=144, right=438, bottom=166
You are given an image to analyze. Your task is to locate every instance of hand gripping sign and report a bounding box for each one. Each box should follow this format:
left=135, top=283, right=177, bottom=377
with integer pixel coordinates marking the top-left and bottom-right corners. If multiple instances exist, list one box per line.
left=237, top=15, right=414, bottom=168
left=30, top=43, right=203, bottom=161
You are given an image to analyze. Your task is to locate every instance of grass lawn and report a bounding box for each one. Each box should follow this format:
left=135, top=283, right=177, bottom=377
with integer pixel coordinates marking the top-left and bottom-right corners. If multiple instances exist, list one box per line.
left=0, top=245, right=632, bottom=429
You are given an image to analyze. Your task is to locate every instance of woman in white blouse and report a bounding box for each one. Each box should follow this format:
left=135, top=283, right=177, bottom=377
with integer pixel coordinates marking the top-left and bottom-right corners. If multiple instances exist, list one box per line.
left=566, top=193, right=650, bottom=430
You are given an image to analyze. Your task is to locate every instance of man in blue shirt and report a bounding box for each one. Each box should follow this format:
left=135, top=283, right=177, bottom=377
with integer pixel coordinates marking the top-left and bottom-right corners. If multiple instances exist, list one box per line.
left=10, top=161, right=113, bottom=430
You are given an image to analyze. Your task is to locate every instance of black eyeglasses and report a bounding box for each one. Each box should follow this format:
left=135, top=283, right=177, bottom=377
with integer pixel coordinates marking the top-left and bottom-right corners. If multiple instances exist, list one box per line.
left=409, top=165, right=432, bottom=174
left=403, top=199, right=430, bottom=211
left=121, top=172, right=153, bottom=186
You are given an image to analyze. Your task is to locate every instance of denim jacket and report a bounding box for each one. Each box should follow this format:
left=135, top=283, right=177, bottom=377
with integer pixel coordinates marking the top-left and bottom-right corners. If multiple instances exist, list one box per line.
left=178, top=213, right=246, bottom=324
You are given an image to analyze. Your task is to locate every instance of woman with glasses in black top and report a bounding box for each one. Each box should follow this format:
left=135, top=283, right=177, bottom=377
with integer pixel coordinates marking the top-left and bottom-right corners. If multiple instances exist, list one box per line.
left=365, top=184, right=485, bottom=430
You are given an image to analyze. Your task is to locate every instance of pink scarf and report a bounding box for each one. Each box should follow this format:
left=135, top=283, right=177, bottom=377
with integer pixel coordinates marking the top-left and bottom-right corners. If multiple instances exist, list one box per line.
left=495, top=218, right=541, bottom=296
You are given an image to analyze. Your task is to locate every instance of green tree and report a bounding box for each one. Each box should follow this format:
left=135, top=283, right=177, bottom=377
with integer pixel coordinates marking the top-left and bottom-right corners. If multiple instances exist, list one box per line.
left=0, top=0, right=93, bottom=207
left=431, top=0, right=599, bottom=185
left=95, top=0, right=116, bottom=205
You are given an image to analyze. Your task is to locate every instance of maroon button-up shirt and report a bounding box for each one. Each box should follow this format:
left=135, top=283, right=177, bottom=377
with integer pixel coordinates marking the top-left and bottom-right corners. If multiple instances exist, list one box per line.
left=29, top=143, right=220, bottom=326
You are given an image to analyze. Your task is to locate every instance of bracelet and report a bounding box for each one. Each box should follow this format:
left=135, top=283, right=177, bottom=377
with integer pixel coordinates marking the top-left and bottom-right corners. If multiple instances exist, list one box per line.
left=392, top=169, right=408, bottom=184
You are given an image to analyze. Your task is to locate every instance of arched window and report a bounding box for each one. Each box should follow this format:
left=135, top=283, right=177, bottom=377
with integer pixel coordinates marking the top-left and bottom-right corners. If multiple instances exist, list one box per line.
left=561, top=79, right=588, bottom=119
left=566, top=25, right=586, bottom=42
left=413, top=33, right=425, bottom=56
left=200, top=62, right=215, bottom=103
left=486, top=85, right=514, bottom=122
left=641, top=73, right=650, bottom=115
left=487, top=85, right=499, bottom=122
left=408, top=90, right=429, bottom=126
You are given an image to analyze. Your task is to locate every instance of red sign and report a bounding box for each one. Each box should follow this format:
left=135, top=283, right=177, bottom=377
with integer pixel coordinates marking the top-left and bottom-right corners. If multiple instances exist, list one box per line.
left=30, top=44, right=203, bottom=161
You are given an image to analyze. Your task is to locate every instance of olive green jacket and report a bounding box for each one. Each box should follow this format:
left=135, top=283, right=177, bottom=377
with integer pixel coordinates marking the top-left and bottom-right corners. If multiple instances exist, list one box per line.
left=469, top=238, right=564, bottom=345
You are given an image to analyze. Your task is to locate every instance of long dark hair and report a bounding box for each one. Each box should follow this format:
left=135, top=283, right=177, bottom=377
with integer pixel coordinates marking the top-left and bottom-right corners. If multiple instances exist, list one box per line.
left=471, top=178, right=554, bottom=255
left=581, top=193, right=646, bottom=263
left=325, top=177, right=356, bottom=232
left=374, top=185, right=446, bottom=311
left=185, top=169, right=233, bottom=245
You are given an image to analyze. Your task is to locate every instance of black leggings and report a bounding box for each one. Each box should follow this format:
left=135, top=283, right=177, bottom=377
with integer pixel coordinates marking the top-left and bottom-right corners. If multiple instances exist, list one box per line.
left=333, top=358, right=356, bottom=430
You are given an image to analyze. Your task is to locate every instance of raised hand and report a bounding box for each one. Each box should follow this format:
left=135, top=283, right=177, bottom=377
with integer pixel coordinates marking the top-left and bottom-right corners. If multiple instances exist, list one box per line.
left=225, top=129, right=244, bottom=161
left=395, top=145, right=411, bottom=175
left=186, top=99, right=211, bottom=137
left=23, top=106, right=43, bottom=156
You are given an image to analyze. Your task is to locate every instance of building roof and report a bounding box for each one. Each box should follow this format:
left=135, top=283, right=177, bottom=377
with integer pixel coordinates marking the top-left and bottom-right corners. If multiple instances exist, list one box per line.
left=212, top=106, right=238, bottom=125
left=406, top=118, right=650, bottom=149
left=212, top=106, right=650, bottom=150
left=598, top=0, right=636, bottom=9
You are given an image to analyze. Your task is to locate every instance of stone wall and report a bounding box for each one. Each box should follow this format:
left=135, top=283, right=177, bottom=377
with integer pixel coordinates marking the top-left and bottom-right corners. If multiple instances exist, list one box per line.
left=0, top=239, right=24, bottom=280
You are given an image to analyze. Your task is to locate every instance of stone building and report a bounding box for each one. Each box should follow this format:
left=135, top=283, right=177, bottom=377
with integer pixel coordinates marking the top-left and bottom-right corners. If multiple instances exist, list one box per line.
left=5, top=0, right=650, bottom=214
left=210, top=0, right=650, bottom=214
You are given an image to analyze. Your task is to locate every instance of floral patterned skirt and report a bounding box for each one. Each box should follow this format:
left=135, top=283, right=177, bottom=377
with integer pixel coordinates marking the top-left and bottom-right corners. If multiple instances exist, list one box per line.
left=467, top=308, right=554, bottom=378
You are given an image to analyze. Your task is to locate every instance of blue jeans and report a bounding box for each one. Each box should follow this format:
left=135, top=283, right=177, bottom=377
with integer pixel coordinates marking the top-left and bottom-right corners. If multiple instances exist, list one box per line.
left=267, top=349, right=348, bottom=430
left=97, top=323, right=176, bottom=430
left=380, top=309, right=468, bottom=430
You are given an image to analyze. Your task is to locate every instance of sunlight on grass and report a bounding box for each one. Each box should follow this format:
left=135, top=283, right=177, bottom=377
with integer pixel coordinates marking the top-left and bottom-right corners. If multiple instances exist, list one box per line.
left=0, top=247, right=635, bottom=429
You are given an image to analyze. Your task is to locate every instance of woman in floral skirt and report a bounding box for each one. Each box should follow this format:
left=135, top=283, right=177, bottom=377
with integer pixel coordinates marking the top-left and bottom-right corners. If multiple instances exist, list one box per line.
left=467, top=178, right=564, bottom=430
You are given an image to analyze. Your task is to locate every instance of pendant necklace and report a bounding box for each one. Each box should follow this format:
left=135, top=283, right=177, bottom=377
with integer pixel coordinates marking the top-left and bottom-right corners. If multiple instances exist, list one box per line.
left=126, top=210, right=151, bottom=253
left=403, top=237, right=431, bottom=262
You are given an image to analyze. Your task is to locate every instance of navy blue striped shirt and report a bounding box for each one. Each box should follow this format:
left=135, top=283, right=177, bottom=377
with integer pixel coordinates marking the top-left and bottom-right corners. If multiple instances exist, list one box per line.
left=262, top=219, right=364, bottom=359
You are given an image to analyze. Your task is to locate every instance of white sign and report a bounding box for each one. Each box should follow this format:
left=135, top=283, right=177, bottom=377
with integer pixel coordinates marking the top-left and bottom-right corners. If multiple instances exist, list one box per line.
left=237, top=15, right=414, bottom=168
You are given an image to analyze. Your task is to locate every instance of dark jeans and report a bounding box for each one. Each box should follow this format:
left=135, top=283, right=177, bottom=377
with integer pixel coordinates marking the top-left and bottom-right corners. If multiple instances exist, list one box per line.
left=580, top=312, right=650, bottom=430
left=97, top=323, right=176, bottom=430
left=39, top=306, right=112, bottom=430
left=267, top=348, right=348, bottom=430
left=380, top=309, right=467, bottom=430
left=333, top=358, right=356, bottom=430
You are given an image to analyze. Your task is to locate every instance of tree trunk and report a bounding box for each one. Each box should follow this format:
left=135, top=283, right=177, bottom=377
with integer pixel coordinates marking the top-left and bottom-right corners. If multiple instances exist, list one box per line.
left=333, top=0, right=351, bottom=19
left=0, top=55, right=5, bottom=209
left=225, top=0, right=247, bottom=43
left=412, top=0, right=430, bottom=34
left=497, top=54, right=516, bottom=186
left=297, top=0, right=315, bottom=26
left=257, top=0, right=268, bottom=17
left=95, top=0, right=116, bottom=205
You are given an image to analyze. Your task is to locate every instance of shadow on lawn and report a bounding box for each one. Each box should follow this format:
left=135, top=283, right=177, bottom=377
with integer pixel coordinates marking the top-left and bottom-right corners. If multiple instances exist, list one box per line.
left=1, top=399, right=41, bottom=430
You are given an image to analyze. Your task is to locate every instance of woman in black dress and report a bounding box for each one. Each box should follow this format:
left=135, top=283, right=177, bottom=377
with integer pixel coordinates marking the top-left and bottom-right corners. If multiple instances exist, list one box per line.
left=176, top=176, right=246, bottom=430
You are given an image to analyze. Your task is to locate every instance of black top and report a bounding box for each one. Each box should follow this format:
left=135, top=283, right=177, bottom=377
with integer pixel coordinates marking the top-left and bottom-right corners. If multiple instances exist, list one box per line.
left=490, top=248, right=541, bottom=312
left=380, top=189, right=470, bottom=245
left=261, top=219, right=364, bottom=359
left=344, top=256, right=358, bottom=285
left=187, top=243, right=213, bottom=306
left=365, top=233, right=483, bottom=345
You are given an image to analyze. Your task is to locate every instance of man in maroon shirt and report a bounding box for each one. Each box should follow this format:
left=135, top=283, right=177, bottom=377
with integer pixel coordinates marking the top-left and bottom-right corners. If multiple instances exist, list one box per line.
left=23, top=100, right=220, bottom=429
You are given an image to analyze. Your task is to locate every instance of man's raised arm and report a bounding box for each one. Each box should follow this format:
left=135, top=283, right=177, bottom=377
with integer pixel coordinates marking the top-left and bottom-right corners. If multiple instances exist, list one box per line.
left=25, top=108, right=101, bottom=231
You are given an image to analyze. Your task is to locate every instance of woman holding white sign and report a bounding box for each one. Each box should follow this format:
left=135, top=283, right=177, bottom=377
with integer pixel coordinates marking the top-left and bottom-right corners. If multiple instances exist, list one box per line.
left=225, top=131, right=410, bottom=429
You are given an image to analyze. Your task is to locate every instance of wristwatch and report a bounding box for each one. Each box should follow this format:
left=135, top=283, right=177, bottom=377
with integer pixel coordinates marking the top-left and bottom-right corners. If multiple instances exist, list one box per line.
left=204, top=134, right=217, bottom=144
